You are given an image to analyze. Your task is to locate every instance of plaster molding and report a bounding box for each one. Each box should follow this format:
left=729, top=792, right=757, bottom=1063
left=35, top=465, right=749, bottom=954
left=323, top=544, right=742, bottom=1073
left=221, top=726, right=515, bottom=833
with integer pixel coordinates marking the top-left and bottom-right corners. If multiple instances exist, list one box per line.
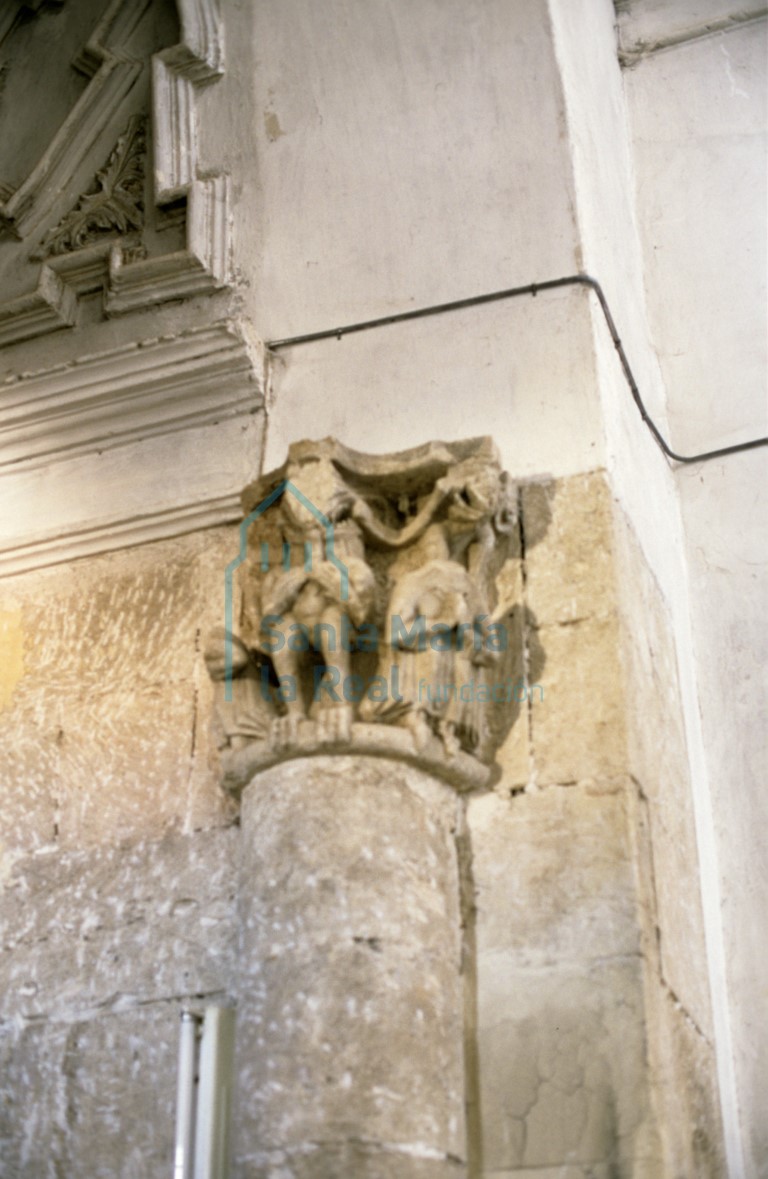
left=0, top=321, right=263, bottom=470
left=0, top=63, right=141, bottom=236
left=0, top=491, right=241, bottom=577
left=0, top=319, right=265, bottom=577
left=166, top=0, right=225, bottom=84
left=0, top=0, right=230, bottom=346
left=105, top=174, right=230, bottom=314
left=0, top=266, right=77, bottom=348
left=32, top=115, right=147, bottom=260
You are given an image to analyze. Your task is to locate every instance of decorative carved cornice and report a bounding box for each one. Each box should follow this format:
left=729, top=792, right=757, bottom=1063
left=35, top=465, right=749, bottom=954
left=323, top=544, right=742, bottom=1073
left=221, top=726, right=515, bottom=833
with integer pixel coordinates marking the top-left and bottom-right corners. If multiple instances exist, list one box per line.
left=105, top=173, right=230, bottom=313
left=0, top=320, right=264, bottom=469
left=0, top=321, right=266, bottom=576
left=0, top=492, right=242, bottom=578
left=32, top=115, right=146, bottom=260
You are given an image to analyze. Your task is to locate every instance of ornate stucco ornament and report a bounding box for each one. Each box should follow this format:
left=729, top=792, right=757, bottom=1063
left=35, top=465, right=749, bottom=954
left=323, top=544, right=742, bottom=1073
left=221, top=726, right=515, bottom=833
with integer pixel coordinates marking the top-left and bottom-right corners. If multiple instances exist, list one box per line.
left=32, top=115, right=147, bottom=259
left=205, top=437, right=522, bottom=790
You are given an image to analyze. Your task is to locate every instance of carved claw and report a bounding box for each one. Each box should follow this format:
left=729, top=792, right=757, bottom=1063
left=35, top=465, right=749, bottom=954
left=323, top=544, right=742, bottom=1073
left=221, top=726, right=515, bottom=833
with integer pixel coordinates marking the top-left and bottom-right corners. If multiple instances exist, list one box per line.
left=439, top=721, right=461, bottom=760
left=406, top=710, right=435, bottom=754
left=269, top=714, right=302, bottom=752
left=317, top=706, right=353, bottom=746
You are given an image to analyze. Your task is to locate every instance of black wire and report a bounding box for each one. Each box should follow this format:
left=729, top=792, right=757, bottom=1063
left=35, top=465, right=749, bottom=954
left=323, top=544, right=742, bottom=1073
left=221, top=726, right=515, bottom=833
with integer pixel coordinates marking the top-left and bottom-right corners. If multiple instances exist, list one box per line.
left=266, top=273, right=768, bottom=465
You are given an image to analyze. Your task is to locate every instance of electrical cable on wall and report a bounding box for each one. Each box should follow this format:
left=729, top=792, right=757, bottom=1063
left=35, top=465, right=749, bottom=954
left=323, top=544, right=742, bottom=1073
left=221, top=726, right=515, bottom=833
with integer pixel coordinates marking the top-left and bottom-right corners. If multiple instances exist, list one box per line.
left=267, top=273, right=768, bottom=466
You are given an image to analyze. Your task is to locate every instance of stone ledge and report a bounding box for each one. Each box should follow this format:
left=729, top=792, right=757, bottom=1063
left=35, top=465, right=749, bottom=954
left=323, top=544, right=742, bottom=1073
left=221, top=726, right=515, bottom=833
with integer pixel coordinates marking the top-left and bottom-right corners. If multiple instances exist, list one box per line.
left=221, top=720, right=496, bottom=794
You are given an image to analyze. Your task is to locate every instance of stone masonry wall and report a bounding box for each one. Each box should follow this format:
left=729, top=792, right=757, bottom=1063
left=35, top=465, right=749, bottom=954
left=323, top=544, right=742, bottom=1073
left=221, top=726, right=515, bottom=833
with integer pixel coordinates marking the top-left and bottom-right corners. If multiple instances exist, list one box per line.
left=0, top=526, right=241, bottom=1177
left=468, top=471, right=663, bottom=1178
left=0, top=470, right=689, bottom=1177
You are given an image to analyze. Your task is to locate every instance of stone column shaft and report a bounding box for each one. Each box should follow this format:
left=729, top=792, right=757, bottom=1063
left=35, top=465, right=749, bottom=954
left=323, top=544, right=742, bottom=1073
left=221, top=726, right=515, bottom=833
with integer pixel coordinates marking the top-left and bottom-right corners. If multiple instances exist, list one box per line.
left=234, top=755, right=468, bottom=1179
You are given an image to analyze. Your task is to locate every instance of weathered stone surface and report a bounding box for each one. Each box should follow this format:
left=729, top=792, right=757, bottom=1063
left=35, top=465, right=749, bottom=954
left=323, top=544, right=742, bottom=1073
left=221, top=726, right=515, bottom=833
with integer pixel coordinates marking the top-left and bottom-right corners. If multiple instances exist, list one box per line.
left=0, top=527, right=240, bottom=855
left=494, top=702, right=530, bottom=789
left=469, top=784, right=640, bottom=967
left=0, top=1002, right=179, bottom=1178
left=483, top=1164, right=660, bottom=1179
left=644, top=983, right=726, bottom=1179
left=521, top=473, right=616, bottom=628
left=476, top=961, right=660, bottom=1175
left=613, top=511, right=715, bottom=1040
left=0, top=830, right=238, bottom=1022
left=470, top=785, right=660, bottom=1174
left=530, top=615, right=627, bottom=785
left=210, top=436, right=520, bottom=789
left=234, top=756, right=467, bottom=1176
left=0, top=606, right=24, bottom=710
left=613, top=513, right=691, bottom=802
left=239, top=1143, right=464, bottom=1179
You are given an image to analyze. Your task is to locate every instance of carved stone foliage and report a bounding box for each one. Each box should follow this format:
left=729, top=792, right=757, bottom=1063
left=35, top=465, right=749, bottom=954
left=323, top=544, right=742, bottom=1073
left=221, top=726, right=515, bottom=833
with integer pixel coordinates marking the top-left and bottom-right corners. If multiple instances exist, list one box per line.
left=33, top=114, right=146, bottom=258
left=206, top=437, right=524, bottom=791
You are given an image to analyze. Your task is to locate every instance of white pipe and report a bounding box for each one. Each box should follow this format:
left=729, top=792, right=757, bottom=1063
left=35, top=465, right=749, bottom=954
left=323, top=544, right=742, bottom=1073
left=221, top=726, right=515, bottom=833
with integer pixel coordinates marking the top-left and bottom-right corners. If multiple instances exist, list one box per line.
left=193, top=1007, right=236, bottom=1179
left=174, top=1010, right=201, bottom=1179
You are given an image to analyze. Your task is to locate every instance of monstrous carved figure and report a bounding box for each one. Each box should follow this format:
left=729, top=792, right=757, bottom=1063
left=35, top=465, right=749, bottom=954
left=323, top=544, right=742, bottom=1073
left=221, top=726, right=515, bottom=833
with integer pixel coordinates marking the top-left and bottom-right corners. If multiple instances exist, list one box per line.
left=204, top=436, right=521, bottom=786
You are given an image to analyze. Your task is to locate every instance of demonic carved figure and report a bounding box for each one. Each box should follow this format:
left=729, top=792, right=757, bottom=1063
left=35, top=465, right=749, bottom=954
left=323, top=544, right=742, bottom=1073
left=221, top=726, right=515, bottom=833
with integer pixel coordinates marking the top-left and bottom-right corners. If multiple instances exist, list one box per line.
left=205, top=436, right=521, bottom=787
left=355, top=453, right=518, bottom=760
left=260, top=555, right=376, bottom=746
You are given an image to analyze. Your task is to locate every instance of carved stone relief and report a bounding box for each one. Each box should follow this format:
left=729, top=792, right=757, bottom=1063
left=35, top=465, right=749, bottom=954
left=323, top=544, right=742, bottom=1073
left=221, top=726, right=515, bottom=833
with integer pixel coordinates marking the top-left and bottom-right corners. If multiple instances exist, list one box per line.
left=0, top=0, right=229, bottom=346
left=207, top=437, right=524, bottom=791
left=32, top=113, right=147, bottom=259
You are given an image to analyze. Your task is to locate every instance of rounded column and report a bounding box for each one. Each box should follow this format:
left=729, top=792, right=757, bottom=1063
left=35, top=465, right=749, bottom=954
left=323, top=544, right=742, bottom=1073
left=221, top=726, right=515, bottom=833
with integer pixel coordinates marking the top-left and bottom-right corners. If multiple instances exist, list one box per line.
left=233, top=754, right=468, bottom=1178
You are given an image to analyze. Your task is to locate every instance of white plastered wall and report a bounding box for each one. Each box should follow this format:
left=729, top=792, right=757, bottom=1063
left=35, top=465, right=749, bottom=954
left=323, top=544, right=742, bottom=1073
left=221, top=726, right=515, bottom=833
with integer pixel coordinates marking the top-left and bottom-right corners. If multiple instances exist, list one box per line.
left=549, top=1, right=767, bottom=1174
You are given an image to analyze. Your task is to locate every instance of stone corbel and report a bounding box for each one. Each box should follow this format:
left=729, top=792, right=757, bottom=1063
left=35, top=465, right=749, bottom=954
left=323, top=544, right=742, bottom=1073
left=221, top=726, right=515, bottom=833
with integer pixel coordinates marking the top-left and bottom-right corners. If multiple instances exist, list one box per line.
left=105, top=173, right=230, bottom=314
left=206, top=436, right=524, bottom=793
left=0, top=265, right=77, bottom=349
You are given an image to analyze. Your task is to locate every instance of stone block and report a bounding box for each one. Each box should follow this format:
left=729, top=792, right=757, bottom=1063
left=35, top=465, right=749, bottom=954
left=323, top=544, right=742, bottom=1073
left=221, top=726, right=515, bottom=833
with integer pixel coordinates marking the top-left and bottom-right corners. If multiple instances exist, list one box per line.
left=476, top=961, right=660, bottom=1175
left=469, top=784, right=640, bottom=967
left=0, top=1018, right=71, bottom=1179
left=494, top=704, right=530, bottom=789
left=0, top=729, right=61, bottom=863
left=647, top=789, right=713, bottom=1041
left=0, top=830, right=238, bottom=1022
left=0, top=606, right=24, bottom=710
left=239, top=1144, right=464, bottom=1178
left=0, top=526, right=240, bottom=853
left=483, top=1164, right=662, bottom=1179
left=530, top=615, right=627, bottom=785
left=521, top=473, right=616, bottom=628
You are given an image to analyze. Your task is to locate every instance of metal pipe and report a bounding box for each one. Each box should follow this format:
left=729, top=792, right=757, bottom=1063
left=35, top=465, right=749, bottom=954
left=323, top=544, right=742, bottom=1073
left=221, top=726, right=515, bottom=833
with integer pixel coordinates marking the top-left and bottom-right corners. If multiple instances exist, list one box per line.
left=193, top=1007, right=236, bottom=1179
left=174, top=1009, right=201, bottom=1179
left=266, top=272, right=768, bottom=466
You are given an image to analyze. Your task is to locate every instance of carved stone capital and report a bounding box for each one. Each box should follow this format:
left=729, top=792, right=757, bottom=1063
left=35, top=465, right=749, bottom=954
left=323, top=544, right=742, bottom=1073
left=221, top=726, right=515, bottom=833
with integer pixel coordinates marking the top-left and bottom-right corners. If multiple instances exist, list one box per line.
left=206, top=436, right=524, bottom=791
